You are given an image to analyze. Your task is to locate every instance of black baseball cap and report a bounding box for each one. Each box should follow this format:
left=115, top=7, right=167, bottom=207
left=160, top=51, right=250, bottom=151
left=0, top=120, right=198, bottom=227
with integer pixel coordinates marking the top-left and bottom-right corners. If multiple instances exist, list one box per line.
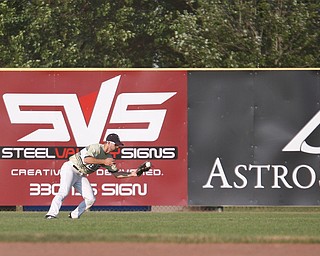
left=106, top=133, right=124, bottom=146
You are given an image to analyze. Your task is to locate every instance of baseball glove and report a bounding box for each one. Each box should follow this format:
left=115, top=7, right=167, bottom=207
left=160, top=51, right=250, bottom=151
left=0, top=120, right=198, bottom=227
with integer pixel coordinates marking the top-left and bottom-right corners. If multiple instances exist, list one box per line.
left=136, top=161, right=152, bottom=177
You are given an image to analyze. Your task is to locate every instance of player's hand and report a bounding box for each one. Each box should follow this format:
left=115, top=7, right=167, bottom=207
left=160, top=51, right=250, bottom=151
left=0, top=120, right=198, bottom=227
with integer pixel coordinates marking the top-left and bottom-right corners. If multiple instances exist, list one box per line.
left=104, top=158, right=115, bottom=166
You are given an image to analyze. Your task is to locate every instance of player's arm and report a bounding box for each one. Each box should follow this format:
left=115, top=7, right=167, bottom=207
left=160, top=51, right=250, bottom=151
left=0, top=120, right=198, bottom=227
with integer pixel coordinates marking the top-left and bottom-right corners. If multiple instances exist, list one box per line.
left=111, top=161, right=151, bottom=179
left=111, top=171, right=137, bottom=179
left=84, top=156, right=114, bottom=166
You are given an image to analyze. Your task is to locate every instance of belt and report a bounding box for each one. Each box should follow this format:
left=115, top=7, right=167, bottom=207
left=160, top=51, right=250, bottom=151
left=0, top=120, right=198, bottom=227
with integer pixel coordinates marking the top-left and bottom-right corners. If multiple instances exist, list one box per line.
left=72, top=165, right=84, bottom=176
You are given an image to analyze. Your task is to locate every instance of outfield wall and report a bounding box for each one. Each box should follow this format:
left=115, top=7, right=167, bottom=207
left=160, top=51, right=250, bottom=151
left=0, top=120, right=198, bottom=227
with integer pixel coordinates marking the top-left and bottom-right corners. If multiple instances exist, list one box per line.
left=0, top=69, right=319, bottom=206
left=188, top=70, right=320, bottom=205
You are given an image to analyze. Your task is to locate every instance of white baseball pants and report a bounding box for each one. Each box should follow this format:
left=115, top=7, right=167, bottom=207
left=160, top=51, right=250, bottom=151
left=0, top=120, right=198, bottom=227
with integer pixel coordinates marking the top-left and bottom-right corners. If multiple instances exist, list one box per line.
left=46, top=161, right=96, bottom=218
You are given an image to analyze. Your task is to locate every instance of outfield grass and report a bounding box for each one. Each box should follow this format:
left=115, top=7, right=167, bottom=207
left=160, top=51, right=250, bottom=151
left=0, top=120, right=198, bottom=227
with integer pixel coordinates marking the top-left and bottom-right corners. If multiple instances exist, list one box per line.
left=1, top=207, right=320, bottom=243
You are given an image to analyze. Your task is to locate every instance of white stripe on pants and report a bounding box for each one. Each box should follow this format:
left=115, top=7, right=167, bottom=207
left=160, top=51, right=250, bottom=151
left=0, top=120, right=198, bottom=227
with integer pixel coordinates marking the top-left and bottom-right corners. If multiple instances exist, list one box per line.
left=46, top=161, right=95, bottom=218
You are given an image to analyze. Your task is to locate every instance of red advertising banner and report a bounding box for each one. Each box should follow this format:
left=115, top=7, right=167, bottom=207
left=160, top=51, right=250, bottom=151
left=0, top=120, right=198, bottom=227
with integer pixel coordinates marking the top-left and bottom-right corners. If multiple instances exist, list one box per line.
left=0, top=70, right=187, bottom=206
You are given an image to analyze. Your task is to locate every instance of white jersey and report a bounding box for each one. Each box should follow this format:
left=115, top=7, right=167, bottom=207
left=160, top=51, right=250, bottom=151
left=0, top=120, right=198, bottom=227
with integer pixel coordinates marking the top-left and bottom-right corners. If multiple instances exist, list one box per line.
left=69, top=144, right=112, bottom=174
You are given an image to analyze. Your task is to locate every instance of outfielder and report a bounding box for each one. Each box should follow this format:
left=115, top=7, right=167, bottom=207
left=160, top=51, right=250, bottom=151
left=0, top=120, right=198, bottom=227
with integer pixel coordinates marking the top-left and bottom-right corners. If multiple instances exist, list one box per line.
left=45, top=133, right=150, bottom=219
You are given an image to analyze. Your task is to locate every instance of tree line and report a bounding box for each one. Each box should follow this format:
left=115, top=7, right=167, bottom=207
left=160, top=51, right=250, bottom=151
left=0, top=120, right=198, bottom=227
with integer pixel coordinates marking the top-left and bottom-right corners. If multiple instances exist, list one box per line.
left=0, top=0, right=319, bottom=68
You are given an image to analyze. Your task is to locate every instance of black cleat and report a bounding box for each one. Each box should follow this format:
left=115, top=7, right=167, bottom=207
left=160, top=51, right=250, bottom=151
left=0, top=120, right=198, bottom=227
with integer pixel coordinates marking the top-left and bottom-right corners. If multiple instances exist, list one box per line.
left=45, top=215, right=57, bottom=219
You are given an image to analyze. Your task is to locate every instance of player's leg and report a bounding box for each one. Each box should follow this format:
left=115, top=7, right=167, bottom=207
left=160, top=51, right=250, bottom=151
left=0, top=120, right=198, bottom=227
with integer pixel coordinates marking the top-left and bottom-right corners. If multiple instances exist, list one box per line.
left=45, top=162, right=75, bottom=218
left=69, top=176, right=95, bottom=218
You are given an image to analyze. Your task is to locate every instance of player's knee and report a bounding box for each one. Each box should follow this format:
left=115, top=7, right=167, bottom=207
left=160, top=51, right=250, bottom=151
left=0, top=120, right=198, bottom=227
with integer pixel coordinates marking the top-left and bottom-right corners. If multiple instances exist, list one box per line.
left=55, top=192, right=68, bottom=202
left=86, top=196, right=96, bottom=208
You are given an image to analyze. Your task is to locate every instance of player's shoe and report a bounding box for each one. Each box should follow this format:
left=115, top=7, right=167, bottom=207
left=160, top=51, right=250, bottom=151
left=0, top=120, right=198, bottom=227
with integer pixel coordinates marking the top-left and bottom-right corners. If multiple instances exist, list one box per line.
left=68, top=212, right=79, bottom=219
left=45, top=215, right=57, bottom=219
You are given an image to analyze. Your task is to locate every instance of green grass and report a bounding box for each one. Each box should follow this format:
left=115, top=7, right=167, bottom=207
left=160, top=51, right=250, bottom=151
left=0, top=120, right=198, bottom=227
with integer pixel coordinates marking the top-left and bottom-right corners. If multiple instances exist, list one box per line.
left=1, top=207, right=320, bottom=243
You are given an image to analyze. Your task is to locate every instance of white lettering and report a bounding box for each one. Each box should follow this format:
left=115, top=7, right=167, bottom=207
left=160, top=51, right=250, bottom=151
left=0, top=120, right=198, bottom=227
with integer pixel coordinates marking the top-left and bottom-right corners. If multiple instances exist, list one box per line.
left=292, top=165, right=316, bottom=189
left=3, top=76, right=177, bottom=146
left=101, top=183, right=147, bottom=196
left=95, top=168, right=161, bottom=176
left=202, top=158, right=232, bottom=189
left=283, top=111, right=320, bottom=154
left=1, top=148, right=13, bottom=158
left=202, top=160, right=319, bottom=190
left=120, top=147, right=176, bottom=159
left=272, top=165, right=293, bottom=189
left=233, top=165, right=248, bottom=189
left=11, top=169, right=60, bottom=176
left=30, top=183, right=98, bottom=196
left=3, top=76, right=119, bottom=146
left=107, top=92, right=176, bottom=142
left=249, top=165, right=270, bottom=188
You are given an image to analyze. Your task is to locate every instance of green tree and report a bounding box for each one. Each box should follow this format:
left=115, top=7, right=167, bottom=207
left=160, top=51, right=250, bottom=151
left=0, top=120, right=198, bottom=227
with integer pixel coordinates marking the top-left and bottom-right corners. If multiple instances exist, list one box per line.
left=0, top=0, right=191, bottom=67
left=169, top=0, right=319, bottom=67
left=0, top=0, right=83, bottom=67
left=0, top=0, right=318, bottom=67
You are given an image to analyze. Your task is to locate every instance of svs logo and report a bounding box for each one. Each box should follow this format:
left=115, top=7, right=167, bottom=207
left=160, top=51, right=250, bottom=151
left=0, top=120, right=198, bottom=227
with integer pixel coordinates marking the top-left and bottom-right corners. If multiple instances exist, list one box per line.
left=3, top=75, right=176, bottom=146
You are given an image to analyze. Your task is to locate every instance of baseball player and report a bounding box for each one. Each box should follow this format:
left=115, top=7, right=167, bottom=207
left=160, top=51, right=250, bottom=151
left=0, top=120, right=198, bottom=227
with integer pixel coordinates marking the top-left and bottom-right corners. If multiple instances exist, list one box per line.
left=45, top=133, right=150, bottom=219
